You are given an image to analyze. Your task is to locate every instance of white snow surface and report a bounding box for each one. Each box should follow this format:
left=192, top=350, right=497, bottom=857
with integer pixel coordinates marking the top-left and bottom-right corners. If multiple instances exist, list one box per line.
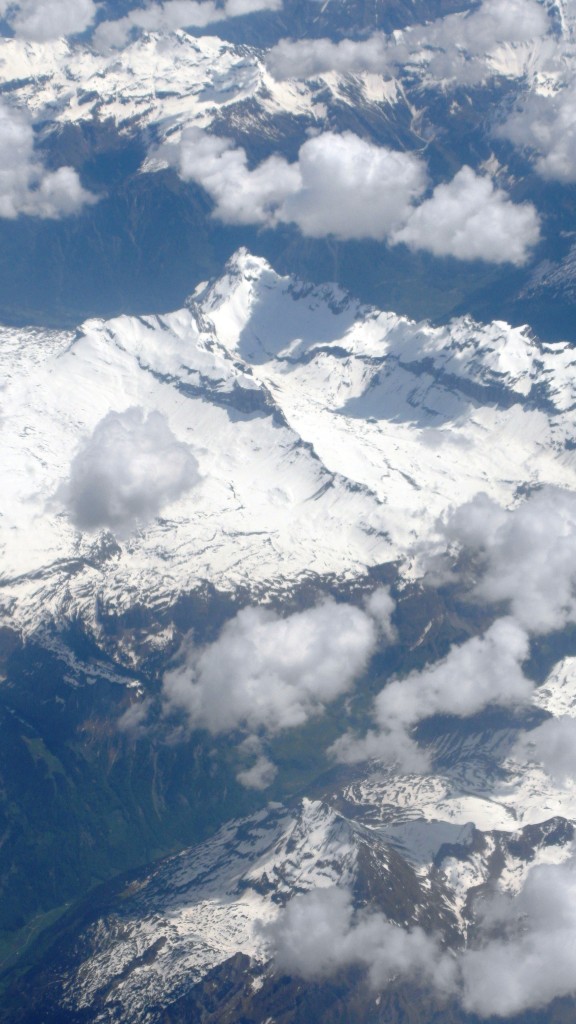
left=54, top=768, right=576, bottom=1019
left=58, top=798, right=384, bottom=1023
left=0, top=7, right=571, bottom=149
left=3, top=249, right=576, bottom=636
left=533, top=657, right=576, bottom=716
left=0, top=31, right=380, bottom=142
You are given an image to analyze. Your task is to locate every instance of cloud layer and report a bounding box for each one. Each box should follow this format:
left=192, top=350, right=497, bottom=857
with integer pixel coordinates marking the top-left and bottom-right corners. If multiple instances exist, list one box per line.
left=0, top=0, right=97, bottom=40
left=460, top=857, right=576, bottom=1016
left=441, top=488, right=576, bottom=634
left=164, top=129, right=539, bottom=264
left=266, top=860, right=576, bottom=1018
left=93, top=0, right=281, bottom=49
left=65, top=407, right=200, bottom=535
left=500, top=86, right=576, bottom=183
left=264, top=886, right=455, bottom=991
left=163, top=589, right=394, bottom=735
left=513, top=716, right=576, bottom=782
left=0, top=100, right=96, bottom=219
left=332, top=487, right=576, bottom=772
left=330, top=616, right=532, bottom=770
left=392, top=166, right=540, bottom=266
left=266, top=0, right=549, bottom=84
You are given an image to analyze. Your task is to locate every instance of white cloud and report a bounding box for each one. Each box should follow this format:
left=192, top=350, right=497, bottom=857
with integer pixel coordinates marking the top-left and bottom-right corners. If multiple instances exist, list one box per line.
left=439, top=0, right=549, bottom=55
left=267, top=33, right=391, bottom=81
left=331, top=617, right=532, bottom=770
left=461, top=856, right=576, bottom=1016
left=392, top=166, right=540, bottom=266
left=162, top=588, right=394, bottom=735
left=0, top=0, right=97, bottom=39
left=364, top=586, right=397, bottom=641
left=280, top=132, right=426, bottom=241
left=0, top=100, right=96, bottom=219
left=236, top=737, right=278, bottom=789
left=267, top=0, right=548, bottom=82
left=513, top=716, right=576, bottom=782
left=175, top=129, right=301, bottom=227
left=237, top=756, right=278, bottom=789
left=440, top=488, right=576, bottom=634
left=169, top=128, right=426, bottom=241
left=64, top=407, right=201, bottom=535
left=263, top=886, right=456, bottom=991
left=118, top=698, right=153, bottom=736
left=93, top=0, right=281, bottom=49
left=265, top=863, right=576, bottom=1019
left=164, top=129, right=538, bottom=263
left=499, top=85, right=576, bottom=183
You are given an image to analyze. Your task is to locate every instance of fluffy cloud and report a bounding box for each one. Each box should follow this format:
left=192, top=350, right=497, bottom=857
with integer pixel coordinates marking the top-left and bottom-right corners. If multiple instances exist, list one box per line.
left=174, top=129, right=301, bottom=227
left=330, top=617, right=532, bottom=770
left=64, top=407, right=201, bottom=535
left=280, top=133, right=426, bottom=241
left=440, top=488, right=576, bottom=634
left=0, top=100, right=96, bottom=219
left=513, top=716, right=576, bottom=782
left=460, top=857, right=576, bottom=1016
left=263, top=886, right=455, bottom=991
left=267, top=34, right=391, bottom=81
left=0, top=0, right=97, bottom=39
left=267, top=0, right=548, bottom=82
left=391, top=166, right=540, bottom=266
left=236, top=737, right=278, bottom=790
left=169, top=128, right=426, bottom=240
left=162, top=588, right=394, bottom=735
left=450, top=0, right=548, bottom=52
left=265, top=863, right=576, bottom=1019
left=165, top=128, right=536, bottom=262
left=93, top=0, right=281, bottom=49
left=499, top=86, right=576, bottom=183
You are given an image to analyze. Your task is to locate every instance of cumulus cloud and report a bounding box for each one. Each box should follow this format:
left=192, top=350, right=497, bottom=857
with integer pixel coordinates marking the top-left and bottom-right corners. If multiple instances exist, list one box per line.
left=499, top=86, right=576, bottom=183
left=280, top=133, right=426, bottom=241
left=0, top=100, right=96, bottom=219
left=174, top=129, right=301, bottom=227
left=440, top=488, right=576, bottom=634
left=118, top=698, right=153, bottom=736
left=512, top=716, right=576, bottom=782
left=460, top=857, right=576, bottom=1016
left=392, top=166, right=540, bottom=266
left=0, top=0, right=97, bottom=39
left=265, top=863, right=576, bottom=1019
left=93, top=0, right=281, bottom=49
left=263, top=886, right=456, bottom=991
left=432, top=0, right=549, bottom=55
left=267, top=33, right=391, bottom=81
left=162, top=588, right=394, bottom=735
left=168, top=128, right=426, bottom=241
left=267, top=0, right=548, bottom=82
left=331, top=617, right=532, bottom=770
left=164, top=128, right=536, bottom=263
left=64, top=407, right=201, bottom=535
left=236, top=737, right=278, bottom=790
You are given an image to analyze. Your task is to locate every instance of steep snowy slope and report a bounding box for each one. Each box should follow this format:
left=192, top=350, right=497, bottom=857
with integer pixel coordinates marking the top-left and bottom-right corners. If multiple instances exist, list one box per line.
left=46, top=797, right=459, bottom=1024
left=2, top=249, right=576, bottom=641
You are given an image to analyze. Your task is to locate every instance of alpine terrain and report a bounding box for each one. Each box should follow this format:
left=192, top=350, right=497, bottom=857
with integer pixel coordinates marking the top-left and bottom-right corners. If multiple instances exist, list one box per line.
left=2, top=0, right=576, bottom=1022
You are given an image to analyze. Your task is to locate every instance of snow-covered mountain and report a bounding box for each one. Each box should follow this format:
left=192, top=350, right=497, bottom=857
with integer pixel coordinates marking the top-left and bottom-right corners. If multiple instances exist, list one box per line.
left=2, top=0, right=576, bottom=336
left=2, top=248, right=576, bottom=647
left=9, top=671, right=576, bottom=1023
left=5, top=4, right=576, bottom=1021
